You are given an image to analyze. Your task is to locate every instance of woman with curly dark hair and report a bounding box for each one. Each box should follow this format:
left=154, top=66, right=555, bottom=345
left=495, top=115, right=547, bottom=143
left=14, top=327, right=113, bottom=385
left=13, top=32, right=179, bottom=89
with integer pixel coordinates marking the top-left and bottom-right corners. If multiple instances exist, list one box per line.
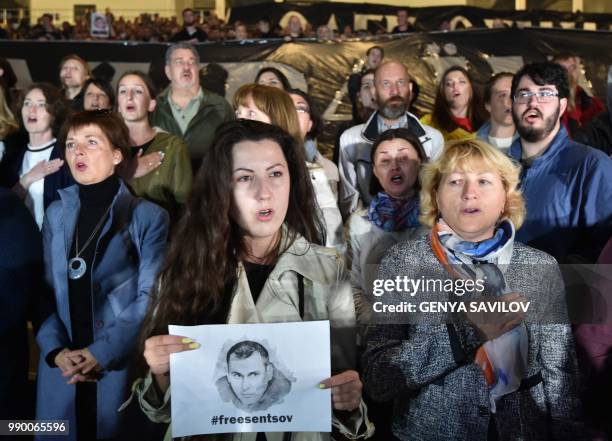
left=421, top=65, right=488, bottom=141
left=1, top=83, right=74, bottom=228
left=133, top=119, right=370, bottom=441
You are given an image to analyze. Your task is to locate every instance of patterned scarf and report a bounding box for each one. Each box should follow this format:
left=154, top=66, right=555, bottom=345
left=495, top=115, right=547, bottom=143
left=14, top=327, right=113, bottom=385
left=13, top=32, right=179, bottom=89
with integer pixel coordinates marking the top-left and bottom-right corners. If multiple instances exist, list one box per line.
left=367, top=192, right=420, bottom=232
left=431, top=218, right=528, bottom=412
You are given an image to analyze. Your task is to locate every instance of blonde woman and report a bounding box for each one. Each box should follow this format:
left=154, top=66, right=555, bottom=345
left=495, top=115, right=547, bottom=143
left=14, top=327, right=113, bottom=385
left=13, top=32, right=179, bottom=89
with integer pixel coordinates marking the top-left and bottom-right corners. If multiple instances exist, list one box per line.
left=0, top=85, right=18, bottom=162
left=363, top=139, right=582, bottom=440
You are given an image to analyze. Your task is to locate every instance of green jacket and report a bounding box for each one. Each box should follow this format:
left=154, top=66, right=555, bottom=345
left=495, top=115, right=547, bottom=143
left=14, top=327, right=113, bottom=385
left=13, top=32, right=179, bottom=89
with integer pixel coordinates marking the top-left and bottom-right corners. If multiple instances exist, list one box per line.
left=151, top=87, right=234, bottom=160
left=128, top=130, right=192, bottom=221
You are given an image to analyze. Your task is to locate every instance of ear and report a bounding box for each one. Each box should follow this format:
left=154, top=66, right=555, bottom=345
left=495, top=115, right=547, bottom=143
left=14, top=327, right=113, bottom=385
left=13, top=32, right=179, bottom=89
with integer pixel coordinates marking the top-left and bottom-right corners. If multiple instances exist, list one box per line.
left=113, top=149, right=123, bottom=165
left=264, top=363, right=274, bottom=382
left=164, top=64, right=172, bottom=81
left=559, top=97, right=568, bottom=117
left=484, top=102, right=491, bottom=113
left=372, top=161, right=381, bottom=182
left=148, top=98, right=157, bottom=113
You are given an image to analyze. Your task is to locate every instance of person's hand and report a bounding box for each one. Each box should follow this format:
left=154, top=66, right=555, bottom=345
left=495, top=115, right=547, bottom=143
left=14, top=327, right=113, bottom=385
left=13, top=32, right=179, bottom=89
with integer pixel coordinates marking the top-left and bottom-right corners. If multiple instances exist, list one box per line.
left=19, top=159, right=64, bottom=189
left=319, top=369, right=362, bottom=411
left=133, top=149, right=164, bottom=178
left=62, top=348, right=101, bottom=384
left=54, top=348, right=80, bottom=374
left=144, top=335, right=200, bottom=392
left=465, top=292, right=528, bottom=342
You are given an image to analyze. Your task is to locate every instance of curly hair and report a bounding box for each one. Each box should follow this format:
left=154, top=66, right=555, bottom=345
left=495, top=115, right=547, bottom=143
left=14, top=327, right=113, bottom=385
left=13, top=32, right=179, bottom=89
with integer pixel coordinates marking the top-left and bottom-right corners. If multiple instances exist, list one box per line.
left=419, top=138, right=525, bottom=229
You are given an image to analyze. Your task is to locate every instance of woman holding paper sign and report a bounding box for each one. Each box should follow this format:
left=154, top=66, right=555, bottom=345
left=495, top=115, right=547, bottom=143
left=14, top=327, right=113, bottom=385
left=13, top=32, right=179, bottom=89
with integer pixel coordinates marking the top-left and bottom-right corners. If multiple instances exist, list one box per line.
left=362, top=139, right=582, bottom=440
left=134, top=119, right=372, bottom=440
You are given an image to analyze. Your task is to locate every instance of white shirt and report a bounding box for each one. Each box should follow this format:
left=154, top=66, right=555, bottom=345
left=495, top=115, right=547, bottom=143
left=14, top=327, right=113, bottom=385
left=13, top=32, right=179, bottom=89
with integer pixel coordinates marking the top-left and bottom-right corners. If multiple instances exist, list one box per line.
left=488, top=134, right=514, bottom=153
left=20, top=138, right=56, bottom=229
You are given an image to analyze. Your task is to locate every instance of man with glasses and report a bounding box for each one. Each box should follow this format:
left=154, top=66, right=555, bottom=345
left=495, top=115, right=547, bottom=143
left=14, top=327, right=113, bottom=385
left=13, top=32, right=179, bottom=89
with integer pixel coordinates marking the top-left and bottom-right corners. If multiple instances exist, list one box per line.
left=509, top=62, right=611, bottom=263
left=151, top=42, right=233, bottom=170
left=476, top=72, right=517, bottom=153
left=338, top=61, right=443, bottom=217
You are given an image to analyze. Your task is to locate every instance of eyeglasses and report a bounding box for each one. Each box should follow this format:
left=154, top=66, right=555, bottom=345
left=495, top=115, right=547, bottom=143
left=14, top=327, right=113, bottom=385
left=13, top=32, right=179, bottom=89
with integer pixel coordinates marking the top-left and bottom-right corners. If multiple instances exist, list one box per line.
left=171, top=58, right=198, bottom=68
left=379, top=79, right=407, bottom=90
left=514, top=90, right=559, bottom=104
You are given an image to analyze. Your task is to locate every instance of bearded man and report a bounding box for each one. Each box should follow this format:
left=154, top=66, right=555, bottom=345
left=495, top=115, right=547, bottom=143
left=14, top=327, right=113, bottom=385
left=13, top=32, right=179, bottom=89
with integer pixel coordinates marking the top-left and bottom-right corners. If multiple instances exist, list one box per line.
left=337, top=61, right=443, bottom=217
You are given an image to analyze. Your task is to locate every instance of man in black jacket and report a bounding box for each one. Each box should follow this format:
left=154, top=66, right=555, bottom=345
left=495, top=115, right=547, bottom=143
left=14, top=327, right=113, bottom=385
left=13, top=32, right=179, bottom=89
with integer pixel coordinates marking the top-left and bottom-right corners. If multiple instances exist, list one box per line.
left=171, top=8, right=207, bottom=43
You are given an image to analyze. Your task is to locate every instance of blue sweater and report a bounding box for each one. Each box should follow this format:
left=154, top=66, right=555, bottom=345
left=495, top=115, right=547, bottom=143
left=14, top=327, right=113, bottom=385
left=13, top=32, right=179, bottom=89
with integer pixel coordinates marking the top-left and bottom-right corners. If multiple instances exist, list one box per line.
left=509, top=127, right=612, bottom=262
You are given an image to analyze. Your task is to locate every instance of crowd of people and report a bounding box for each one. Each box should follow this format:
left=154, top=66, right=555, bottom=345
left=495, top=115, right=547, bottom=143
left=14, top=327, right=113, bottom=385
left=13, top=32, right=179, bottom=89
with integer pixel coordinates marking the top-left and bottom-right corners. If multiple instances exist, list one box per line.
left=0, top=8, right=494, bottom=42
left=0, top=38, right=611, bottom=441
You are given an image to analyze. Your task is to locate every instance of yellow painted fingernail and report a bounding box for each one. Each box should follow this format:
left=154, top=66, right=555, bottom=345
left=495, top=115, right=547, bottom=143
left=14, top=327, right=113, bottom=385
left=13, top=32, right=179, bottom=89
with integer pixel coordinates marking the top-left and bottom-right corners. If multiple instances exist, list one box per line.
left=181, top=338, right=193, bottom=344
left=318, top=383, right=326, bottom=389
left=189, top=343, right=201, bottom=349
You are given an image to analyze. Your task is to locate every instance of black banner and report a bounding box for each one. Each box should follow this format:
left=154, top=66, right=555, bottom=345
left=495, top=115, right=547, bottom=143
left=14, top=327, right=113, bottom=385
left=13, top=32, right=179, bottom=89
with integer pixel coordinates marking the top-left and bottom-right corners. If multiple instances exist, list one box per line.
left=2, top=28, right=612, bottom=150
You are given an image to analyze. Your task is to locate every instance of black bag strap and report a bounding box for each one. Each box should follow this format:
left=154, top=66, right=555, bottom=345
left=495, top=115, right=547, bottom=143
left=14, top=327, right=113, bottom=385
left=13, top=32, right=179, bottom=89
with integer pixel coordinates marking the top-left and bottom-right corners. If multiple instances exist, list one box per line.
left=297, top=273, right=304, bottom=320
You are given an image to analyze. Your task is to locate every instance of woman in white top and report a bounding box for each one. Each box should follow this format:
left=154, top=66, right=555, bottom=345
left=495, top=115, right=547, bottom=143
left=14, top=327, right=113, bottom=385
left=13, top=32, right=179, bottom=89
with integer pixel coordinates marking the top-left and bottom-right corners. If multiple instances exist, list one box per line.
left=5, top=84, right=74, bottom=228
left=346, top=128, right=428, bottom=322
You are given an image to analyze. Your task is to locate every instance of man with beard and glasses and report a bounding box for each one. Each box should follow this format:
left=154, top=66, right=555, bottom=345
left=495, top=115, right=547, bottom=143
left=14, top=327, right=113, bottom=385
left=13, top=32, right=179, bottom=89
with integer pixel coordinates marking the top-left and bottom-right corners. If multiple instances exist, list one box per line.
left=151, top=43, right=233, bottom=171
left=338, top=61, right=443, bottom=217
left=509, top=62, right=612, bottom=263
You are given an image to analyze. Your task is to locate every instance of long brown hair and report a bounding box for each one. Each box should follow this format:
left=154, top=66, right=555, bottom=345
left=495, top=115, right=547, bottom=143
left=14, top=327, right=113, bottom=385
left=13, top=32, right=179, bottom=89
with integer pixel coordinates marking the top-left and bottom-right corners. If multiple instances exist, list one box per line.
left=138, top=120, right=324, bottom=355
left=0, top=86, right=17, bottom=139
left=431, top=65, right=487, bottom=134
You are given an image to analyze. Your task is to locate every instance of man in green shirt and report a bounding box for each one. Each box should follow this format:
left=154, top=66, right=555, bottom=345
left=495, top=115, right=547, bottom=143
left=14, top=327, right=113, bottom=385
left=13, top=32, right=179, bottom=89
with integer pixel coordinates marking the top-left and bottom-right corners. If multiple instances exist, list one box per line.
left=151, top=42, right=233, bottom=170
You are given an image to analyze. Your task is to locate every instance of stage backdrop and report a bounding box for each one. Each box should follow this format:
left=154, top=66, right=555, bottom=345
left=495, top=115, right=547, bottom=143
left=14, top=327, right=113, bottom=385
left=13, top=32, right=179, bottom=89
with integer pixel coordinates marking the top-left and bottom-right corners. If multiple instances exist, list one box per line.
left=3, top=27, right=612, bottom=152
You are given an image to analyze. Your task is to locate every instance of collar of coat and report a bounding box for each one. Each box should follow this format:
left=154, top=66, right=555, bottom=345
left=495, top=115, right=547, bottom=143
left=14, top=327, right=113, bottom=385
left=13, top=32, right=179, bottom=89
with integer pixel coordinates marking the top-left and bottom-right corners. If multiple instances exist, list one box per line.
left=509, top=125, right=569, bottom=169
left=238, top=226, right=344, bottom=287
left=361, top=110, right=426, bottom=142
left=56, top=179, right=135, bottom=256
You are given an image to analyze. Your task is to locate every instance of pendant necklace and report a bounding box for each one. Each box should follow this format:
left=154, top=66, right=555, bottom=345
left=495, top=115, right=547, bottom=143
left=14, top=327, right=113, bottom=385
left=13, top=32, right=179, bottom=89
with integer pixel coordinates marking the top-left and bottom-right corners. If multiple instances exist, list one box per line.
left=67, top=203, right=113, bottom=280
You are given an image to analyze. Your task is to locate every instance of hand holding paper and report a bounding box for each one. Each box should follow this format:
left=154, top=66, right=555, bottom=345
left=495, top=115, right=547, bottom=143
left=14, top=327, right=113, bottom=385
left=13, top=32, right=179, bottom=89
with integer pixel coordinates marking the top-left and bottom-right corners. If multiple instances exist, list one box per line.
left=144, top=334, right=200, bottom=392
left=320, top=369, right=363, bottom=411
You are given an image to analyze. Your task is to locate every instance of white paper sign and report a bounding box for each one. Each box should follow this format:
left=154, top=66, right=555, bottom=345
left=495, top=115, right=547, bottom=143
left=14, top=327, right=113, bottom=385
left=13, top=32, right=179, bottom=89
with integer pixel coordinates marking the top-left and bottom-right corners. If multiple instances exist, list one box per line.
left=90, top=12, right=109, bottom=38
left=169, top=321, right=331, bottom=438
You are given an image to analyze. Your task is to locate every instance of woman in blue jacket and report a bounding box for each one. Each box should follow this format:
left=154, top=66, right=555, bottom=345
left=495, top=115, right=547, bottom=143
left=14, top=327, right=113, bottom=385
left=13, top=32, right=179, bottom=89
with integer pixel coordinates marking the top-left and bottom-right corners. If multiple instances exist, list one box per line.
left=35, top=110, right=169, bottom=441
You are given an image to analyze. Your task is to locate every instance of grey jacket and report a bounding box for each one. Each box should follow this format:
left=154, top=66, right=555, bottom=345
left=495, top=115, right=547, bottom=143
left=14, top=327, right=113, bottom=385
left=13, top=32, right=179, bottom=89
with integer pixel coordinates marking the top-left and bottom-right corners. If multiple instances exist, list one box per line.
left=362, top=236, right=583, bottom=441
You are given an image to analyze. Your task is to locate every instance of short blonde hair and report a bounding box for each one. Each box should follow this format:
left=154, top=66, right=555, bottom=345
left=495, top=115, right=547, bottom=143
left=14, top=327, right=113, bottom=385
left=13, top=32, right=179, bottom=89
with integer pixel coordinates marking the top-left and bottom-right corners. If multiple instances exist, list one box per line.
left=419, top=139, right=525, bottom=229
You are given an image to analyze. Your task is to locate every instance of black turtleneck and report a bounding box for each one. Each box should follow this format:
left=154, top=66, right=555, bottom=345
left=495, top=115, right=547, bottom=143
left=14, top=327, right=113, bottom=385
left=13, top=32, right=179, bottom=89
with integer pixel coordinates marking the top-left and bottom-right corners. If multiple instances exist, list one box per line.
left=68, top=173, right=120, bottom=441
left=68, top=173, right=120, bottom=348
